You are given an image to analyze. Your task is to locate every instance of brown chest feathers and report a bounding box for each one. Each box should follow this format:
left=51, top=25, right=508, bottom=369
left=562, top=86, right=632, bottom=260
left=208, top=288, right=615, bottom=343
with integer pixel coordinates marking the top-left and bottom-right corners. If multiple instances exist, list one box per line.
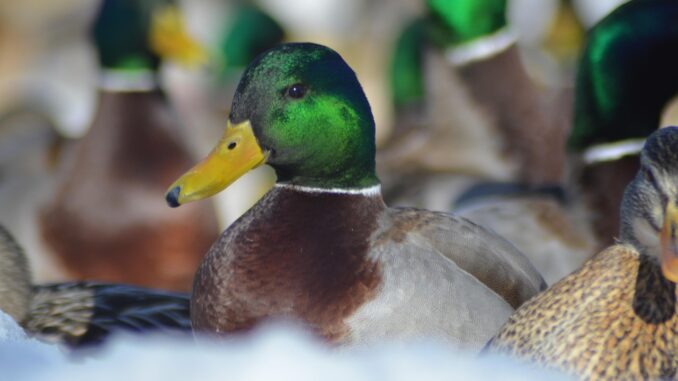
left=191, top=186, right=385, bottom=341
left=40, top=91, right=219, bottom=291
left=487, top=245, right=678, bottom=380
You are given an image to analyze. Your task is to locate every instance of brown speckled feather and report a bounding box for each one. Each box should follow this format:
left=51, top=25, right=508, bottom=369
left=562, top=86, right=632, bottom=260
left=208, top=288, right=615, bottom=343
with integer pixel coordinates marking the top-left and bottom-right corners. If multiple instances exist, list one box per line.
left=486, top=245, right=678, bottom=380
left=40, top=91, right=219, bottom=291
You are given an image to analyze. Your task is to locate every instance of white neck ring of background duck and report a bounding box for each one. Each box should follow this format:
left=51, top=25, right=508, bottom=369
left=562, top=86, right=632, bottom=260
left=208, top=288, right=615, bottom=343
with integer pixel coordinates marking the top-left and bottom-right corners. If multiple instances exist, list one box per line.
left=98, top=69, right=158, bottom=92
left=445, top=28, right=517, bottom=67
left=582, top=138, right=646, bottom=165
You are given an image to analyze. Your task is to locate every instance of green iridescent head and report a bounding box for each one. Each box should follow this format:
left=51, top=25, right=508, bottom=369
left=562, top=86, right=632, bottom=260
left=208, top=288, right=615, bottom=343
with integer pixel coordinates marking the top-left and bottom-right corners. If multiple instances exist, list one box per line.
left=568, top=0, right=678, bottom=151
left=426, top=0, right=507, bottom=46
left=218, top=5, right=285, bottom=74
left=229, top=43, right=378, bottom=188
left=390, top=18, right=427, bottom=108
left=165, top=43, right=378, bottom=205
left=91, top=0, right=205, bottom=71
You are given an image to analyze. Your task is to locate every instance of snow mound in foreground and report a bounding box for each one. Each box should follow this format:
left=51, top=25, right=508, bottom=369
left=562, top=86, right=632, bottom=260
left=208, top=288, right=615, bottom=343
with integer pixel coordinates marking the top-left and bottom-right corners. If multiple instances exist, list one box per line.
left=0, top=318, right=571, bottom=381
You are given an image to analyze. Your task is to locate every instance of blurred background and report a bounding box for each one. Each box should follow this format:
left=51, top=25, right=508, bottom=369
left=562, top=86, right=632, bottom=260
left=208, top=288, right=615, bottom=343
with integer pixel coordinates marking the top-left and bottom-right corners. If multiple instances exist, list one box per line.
left=0, top=0, right=628, bottom=288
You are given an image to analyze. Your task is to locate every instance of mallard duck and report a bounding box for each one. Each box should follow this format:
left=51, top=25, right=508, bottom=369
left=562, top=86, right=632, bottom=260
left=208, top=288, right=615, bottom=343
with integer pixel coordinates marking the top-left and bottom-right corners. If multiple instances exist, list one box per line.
left=164, top=43, right=545, bottom=350
left=38, top=0, right=219, bottom=291
left=456, top=0, right=678, bottom=284
left=0, top=225, right=189, bottom=349
left=485, top=126, right=678, bottom=380
left=379, top=0, right=567, bottom=211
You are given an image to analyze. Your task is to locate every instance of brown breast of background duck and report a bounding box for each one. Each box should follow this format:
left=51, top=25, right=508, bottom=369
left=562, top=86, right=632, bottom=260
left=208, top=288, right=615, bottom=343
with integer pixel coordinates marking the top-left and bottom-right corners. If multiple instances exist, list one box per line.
left=40, top=91, right=219, bottom=291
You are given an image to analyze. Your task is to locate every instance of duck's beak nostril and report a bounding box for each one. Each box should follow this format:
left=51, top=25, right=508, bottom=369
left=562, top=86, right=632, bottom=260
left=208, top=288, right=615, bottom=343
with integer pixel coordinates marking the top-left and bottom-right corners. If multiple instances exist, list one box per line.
left=165, top=186, right=181, bottom=208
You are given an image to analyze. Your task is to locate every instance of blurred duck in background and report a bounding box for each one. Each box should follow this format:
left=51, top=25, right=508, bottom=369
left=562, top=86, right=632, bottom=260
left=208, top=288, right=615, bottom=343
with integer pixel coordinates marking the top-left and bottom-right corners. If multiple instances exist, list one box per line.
left=39, top=0, right=220, bottom=291
left=0, top=0, right=99, bottom=285
left=379, top=0, right=567, bottom=212
left=0, top=225, right=190, bottom=349
left=486, top=126, right=678, bottom=380
left=457, top=0, right=678, bottom=284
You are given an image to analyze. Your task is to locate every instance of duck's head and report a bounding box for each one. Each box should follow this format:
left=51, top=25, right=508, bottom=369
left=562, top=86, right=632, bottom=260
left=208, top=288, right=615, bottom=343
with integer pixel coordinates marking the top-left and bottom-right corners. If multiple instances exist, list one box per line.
left=91, top=0, right=205, bottom=71
left=568, top=0, right=678, bottom=163
left=620, top=126, right=678, bottom=282
left=426, top=0, right=507, bottom=47
left=165, top=43, right=379, bottom=206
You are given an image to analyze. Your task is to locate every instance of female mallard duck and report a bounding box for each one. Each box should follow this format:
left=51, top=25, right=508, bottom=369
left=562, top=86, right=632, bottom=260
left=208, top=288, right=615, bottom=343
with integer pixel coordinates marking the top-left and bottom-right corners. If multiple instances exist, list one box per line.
left=0, top=225, right=189, bottom=349
left=456, top=0, right=678, bottom=284
left=379, top=0, right=567, bottom=211
left=39, top=0, right=219, bottom=291
left=165, top=43, right=545, bottom=349
left=485, top=126, right=678, bottom=380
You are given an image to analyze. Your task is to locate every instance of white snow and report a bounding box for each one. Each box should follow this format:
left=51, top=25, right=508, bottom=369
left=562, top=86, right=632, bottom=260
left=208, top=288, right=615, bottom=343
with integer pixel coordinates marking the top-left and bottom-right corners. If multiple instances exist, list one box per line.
left=0, top=316, right=571, bottom=381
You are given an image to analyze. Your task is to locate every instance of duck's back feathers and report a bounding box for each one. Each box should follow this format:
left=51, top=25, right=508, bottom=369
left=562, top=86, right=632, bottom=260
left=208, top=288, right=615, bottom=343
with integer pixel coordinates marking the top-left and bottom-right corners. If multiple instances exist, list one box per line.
left=24, top=282, right=190, bottom=348
left=343, top=207, right=545, bottom=350
left=376, top=208, right=546, bottom=308
left=456, top=196, right=599, bottom=285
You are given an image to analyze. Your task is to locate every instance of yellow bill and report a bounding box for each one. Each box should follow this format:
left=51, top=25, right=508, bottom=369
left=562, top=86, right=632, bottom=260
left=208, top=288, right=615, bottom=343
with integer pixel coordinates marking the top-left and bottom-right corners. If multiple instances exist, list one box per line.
left=165, top=120, right=267, bottom=207
left=660, top=201, right=678, bottom=282
left=150, top=4, right=208, bottom=67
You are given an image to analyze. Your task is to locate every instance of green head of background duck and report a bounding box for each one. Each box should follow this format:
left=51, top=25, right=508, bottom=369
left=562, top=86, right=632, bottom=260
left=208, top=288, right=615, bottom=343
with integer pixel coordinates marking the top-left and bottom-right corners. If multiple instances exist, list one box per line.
left=568, top=0, right=678, bottom=245
left=486, top=127, right=678, bottom=380
left=165, top=43, right=544, bottom=347
left=38, top=0, right=219, bottom=291
left=92, top=0, right=206, bottom=72
left=389, top=0, right=509, bottom=114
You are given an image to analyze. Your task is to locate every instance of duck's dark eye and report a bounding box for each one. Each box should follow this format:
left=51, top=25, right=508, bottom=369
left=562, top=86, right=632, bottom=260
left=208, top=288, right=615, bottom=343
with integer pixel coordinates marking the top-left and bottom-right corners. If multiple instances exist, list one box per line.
left=287, top=83, right=307, bottom=99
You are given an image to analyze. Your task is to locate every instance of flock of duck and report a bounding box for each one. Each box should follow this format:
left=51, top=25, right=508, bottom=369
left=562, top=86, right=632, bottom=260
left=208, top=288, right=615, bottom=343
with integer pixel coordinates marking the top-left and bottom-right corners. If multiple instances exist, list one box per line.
left=0, top=0, right=677, bottom=379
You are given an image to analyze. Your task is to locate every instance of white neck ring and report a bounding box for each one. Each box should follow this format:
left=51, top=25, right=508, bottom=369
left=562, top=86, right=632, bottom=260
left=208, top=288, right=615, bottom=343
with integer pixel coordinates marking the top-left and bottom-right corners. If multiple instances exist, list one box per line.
left=98, top=69, right=158, bottom=92
left=445, top=28, right=516, bottom=67
left=582, top=138, right=646, bottom=165
left=275, top=183, right=382, bottom=196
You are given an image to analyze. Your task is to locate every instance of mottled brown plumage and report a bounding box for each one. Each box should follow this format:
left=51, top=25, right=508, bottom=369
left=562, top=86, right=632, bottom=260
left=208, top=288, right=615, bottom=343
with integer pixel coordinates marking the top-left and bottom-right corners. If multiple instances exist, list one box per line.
left=487, top=246, right=678, bottom=380
left=40, top=91, right=219, bottom=291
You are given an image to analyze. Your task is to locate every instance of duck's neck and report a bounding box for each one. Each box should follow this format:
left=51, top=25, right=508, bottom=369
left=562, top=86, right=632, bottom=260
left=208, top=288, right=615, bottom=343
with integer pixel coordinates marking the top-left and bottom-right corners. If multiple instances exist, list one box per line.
left=453, top=44, right=564, bottom=184
left=576, top=155, right=640, bottom=247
